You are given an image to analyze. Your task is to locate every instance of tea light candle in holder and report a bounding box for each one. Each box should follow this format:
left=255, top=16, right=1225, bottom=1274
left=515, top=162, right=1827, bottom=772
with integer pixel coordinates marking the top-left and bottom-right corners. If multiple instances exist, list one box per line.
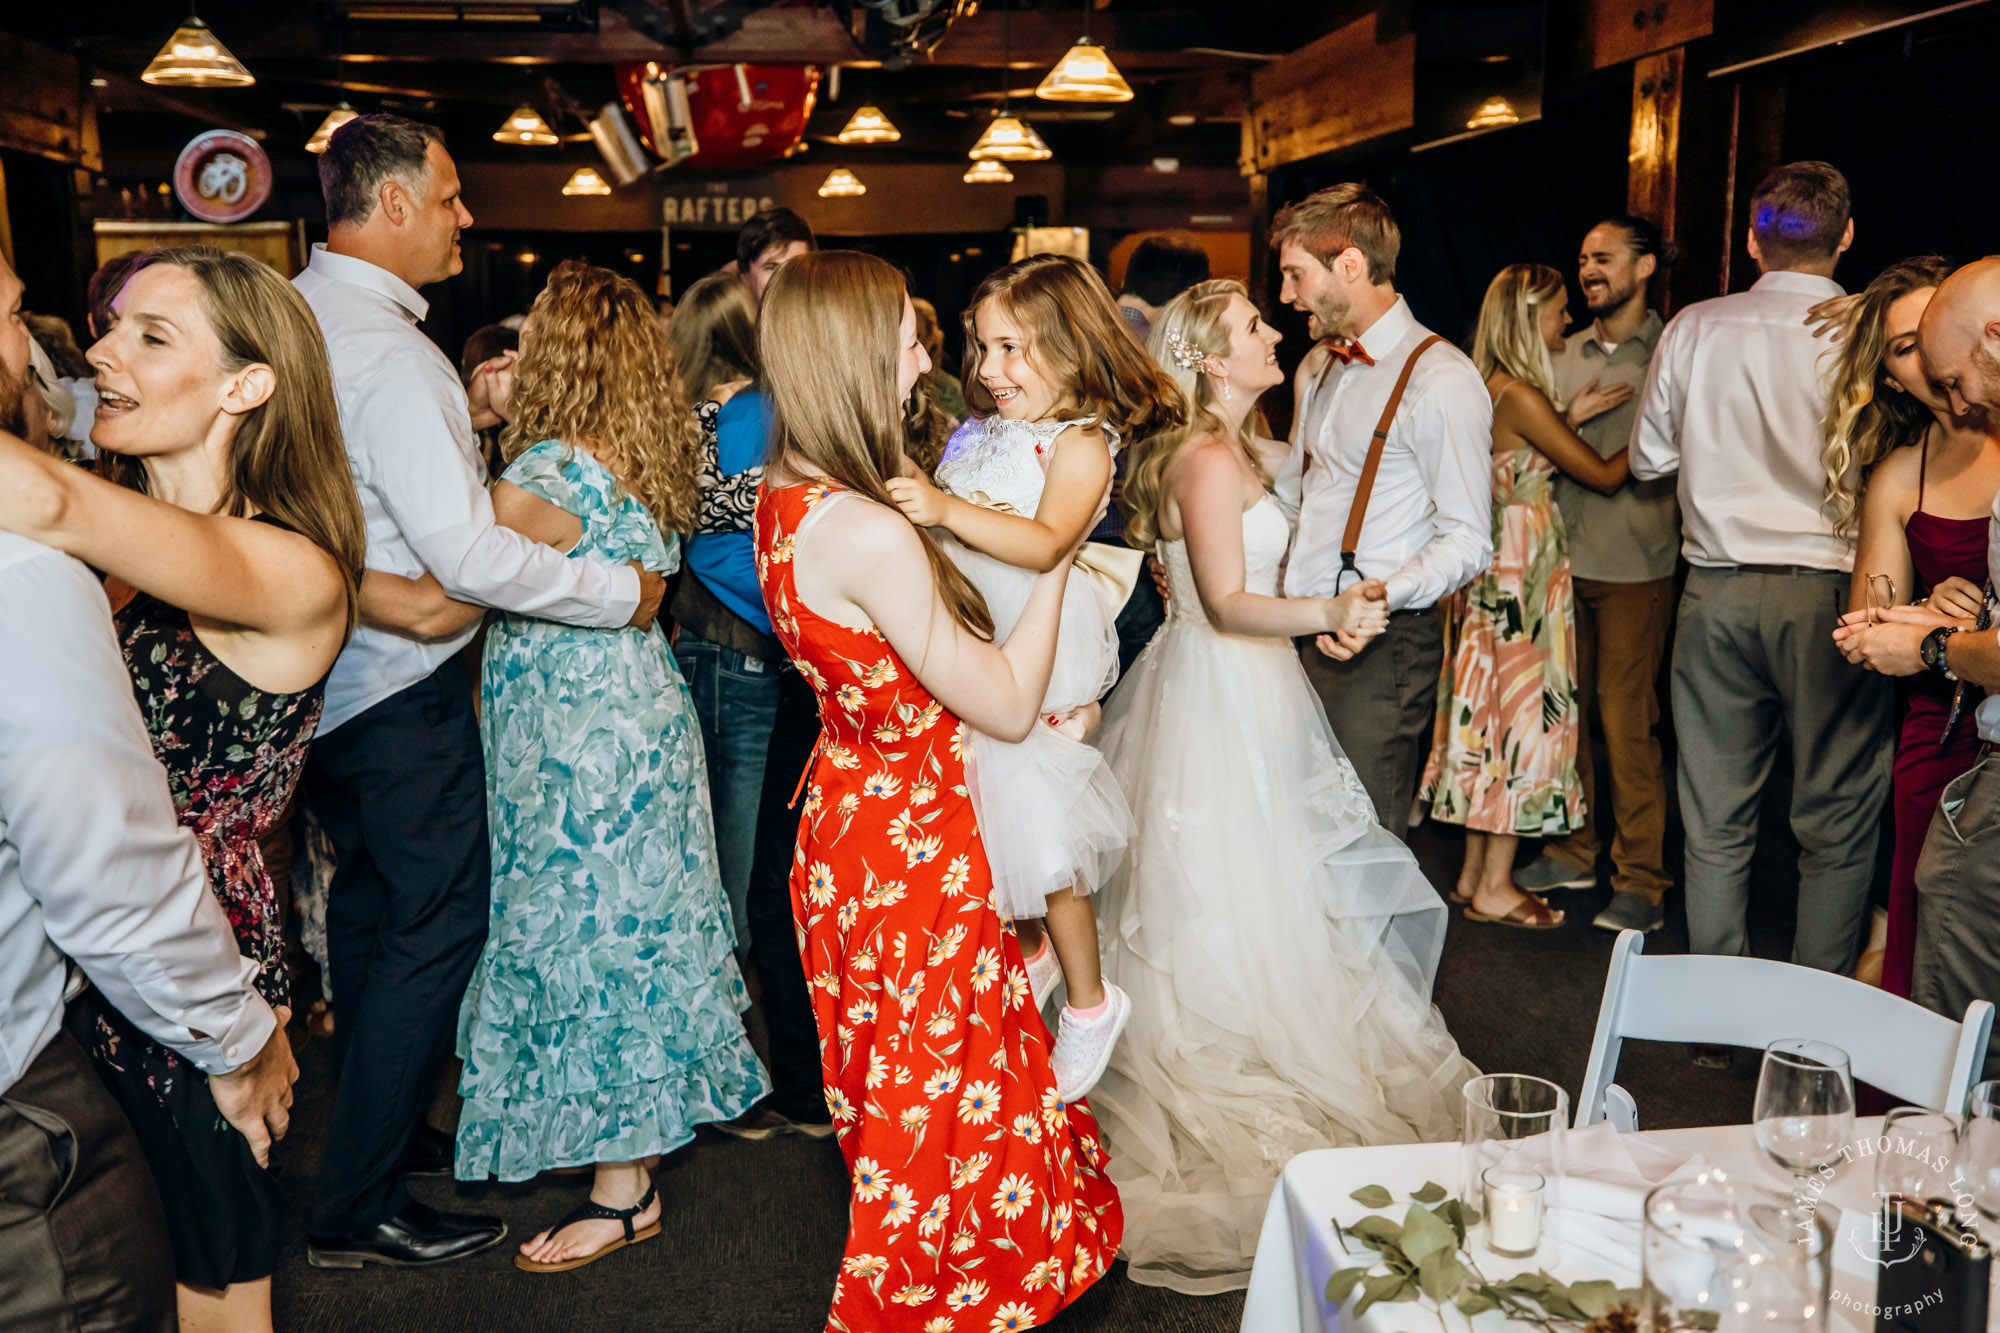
left=1483, top=1166, right=1545, bottom=1258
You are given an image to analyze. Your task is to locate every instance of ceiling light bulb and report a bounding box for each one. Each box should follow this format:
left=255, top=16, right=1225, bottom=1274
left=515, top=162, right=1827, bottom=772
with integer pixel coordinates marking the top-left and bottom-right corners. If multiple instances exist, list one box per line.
left=968, top=115, right=1052, bottom=162
left=305, top=104, right=358, bottom=154
left=817, top=168, right=867, bottom=198
left=836, top=106, right=901, bottom=145
left=562, top=166, right=613, bottom=196
left=494, top=104, right=559, bottom=146
left=963, top=158, right=1015, bottom=184
left=141, top=17, right=254, bottom=88
left=1035, top=38, right=1133, bottom=103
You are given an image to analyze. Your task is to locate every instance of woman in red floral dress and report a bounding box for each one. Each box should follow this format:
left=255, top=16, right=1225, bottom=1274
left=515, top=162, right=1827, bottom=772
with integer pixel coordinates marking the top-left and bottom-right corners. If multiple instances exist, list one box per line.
left=753, top=251, right=1122, bottom=1332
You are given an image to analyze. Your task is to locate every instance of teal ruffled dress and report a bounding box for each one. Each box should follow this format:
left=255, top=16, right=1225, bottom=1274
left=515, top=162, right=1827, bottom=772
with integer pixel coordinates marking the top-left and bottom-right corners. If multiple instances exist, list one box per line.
left=454, top=439, right=770, bottom=1181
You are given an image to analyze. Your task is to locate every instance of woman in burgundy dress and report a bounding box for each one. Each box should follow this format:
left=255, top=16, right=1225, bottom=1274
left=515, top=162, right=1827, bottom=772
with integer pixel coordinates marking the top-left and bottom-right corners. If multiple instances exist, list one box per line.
left=753, top=250, right=1122, bottom=1332
left=0, top=247, right=362, bottom=1333
left=1824, top=256, right=2000, bottom=998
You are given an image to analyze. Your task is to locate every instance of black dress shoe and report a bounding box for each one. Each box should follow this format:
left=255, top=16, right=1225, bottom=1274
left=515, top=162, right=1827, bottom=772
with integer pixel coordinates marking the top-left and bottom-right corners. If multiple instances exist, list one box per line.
left=401, top=1122, right=455, bottom=1176
left=307, top=1200, right=507, bottom=1269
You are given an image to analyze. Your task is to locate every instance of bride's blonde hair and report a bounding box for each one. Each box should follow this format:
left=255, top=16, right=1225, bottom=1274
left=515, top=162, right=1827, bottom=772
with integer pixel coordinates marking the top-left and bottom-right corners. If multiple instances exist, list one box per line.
left=1121, top=279, right=1270, bottom=551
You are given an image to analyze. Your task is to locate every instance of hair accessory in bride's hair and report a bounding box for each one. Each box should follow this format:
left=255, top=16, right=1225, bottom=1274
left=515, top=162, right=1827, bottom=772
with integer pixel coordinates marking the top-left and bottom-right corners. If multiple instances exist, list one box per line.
left=1164, top=329, right=1206, bottom=373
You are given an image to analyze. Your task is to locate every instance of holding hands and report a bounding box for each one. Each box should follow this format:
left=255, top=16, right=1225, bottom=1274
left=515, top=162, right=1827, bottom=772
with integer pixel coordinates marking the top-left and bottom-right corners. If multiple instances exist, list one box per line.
left=1832, top=602, right=1968, bottom=676
left=1315, top=579, right=1390, bottom=660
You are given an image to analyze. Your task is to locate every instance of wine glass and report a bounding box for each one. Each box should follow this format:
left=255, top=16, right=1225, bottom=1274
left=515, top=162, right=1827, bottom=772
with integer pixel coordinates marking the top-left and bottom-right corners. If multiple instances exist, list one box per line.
left=1753, top=1039, right=1855, bottom=1182
left=1962, top=1083, right=2000, bottom=1225
left=1642, top=1173, right=1830, bottom=1333
left=1877, top=1107, right=1963, bottom=1205
left=1867, top=573, right=1898, bottom=625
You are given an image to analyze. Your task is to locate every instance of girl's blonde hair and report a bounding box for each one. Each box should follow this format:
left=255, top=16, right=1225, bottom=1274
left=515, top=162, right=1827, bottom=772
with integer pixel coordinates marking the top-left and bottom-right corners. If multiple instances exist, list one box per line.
left=98, top=246, right=366, bottom=637
left=760, top=251, right=993, bottom=639
left=960, top=253, right=1187, bottom=444
left=1820, top=255, right=1955, bottom=536
left=1121, top=279, right=1269, bottom=551
left=502, top=260, right=700, bottom=535
left=1471, top=263, right=1566, bottom=409
left=668, top=269, right=759, bottom=401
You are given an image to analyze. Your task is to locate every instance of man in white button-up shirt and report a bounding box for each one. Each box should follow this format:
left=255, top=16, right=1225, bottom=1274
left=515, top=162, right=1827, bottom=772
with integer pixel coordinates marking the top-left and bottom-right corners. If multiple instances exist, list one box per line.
left=1271, top=184, right=1495, bottom=836
left=293, top=115, right=662, bottom=1268
left=1631, top=161, right=1891, bottom=975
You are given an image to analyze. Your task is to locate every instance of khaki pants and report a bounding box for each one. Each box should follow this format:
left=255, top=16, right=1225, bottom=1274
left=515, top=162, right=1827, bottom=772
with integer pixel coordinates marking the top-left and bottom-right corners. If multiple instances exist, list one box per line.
left=0, top=1028, right=174, bottom=1333
left=1913, top=752, right=2000, bottom=1080
left=1546, top=576, right=1675, bottom=903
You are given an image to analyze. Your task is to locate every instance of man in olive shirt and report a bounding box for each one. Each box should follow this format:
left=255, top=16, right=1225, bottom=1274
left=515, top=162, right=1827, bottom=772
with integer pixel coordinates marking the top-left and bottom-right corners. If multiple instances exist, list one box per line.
left=1515, top=216, right=1679, bottom=933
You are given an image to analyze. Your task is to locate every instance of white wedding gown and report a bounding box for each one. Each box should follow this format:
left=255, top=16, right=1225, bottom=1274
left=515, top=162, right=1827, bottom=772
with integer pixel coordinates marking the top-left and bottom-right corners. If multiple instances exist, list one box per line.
left=1093, top=494, right=1479, bottom=1295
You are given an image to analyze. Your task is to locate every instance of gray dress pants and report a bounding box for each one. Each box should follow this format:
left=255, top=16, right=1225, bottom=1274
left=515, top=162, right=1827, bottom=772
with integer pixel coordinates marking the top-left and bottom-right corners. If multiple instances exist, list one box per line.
left=1912, top=752, right=2000, bottom=1079
left=1670, top=566, right=1892, bottom=972
left=1298, top=609, right=1447, bottom=839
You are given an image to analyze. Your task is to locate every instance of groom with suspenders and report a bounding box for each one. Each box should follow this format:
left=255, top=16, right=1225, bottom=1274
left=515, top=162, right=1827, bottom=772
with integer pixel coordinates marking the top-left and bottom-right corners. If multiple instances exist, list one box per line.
left=1271, top=185, right=1495, bottom=839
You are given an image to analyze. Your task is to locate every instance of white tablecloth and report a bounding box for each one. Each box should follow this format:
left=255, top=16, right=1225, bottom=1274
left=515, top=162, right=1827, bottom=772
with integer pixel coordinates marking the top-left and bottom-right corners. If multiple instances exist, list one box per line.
left=1240, top=1118, right=1908, bottom=1333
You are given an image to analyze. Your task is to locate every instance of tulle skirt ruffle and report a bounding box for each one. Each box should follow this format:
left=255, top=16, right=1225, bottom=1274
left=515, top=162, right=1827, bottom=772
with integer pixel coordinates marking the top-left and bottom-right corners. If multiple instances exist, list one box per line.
left=1092, top=608, right=1479, bottom=1295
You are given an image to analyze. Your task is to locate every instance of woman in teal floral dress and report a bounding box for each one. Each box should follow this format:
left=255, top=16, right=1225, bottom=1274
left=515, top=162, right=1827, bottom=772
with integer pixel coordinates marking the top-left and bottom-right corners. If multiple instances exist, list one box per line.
left=452, top=262, right=769, bottom=1271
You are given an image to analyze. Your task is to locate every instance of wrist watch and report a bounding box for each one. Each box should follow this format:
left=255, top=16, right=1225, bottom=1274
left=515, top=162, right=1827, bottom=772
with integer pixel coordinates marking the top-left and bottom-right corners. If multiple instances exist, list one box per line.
left=1921, top=625, right=1962, bottom=680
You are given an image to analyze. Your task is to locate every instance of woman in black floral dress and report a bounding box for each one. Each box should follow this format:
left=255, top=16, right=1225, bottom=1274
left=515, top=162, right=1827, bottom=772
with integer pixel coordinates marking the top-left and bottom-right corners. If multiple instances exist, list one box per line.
left=0, top=247, right=363, bottom=1333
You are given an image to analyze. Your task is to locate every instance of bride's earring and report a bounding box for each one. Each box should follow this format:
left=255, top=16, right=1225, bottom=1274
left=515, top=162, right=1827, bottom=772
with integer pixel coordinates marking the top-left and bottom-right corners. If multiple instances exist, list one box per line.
left=1219, top=378, right=1233, bottom=402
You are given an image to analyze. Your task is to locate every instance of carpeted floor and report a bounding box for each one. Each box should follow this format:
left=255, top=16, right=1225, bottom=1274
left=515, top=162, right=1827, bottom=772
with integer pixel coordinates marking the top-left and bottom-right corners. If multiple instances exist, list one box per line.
left=269, top=750, right=1833, bottom=1331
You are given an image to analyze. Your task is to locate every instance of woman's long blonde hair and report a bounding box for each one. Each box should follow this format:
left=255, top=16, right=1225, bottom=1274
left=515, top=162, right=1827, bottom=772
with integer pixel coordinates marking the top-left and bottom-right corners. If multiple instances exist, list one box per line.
left=1820, top=255, right=1955, bottom=536
left=960, top=253, right=1187, bottom=445
left=667, top=269, right=759, bottom=401
left=1471, top=264, right=1566, bottom=409
left=502, top=260, right=700, bottom=535
left=98, top=246, right=366, bottom=637
left=760, top=251, right=993, bottom=638
left=1121, top=279, right=1268, bottom=551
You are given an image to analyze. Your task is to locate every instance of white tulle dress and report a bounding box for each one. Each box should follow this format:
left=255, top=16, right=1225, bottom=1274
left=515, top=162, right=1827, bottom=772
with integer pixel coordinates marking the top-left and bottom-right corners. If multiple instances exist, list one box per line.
left=932, top=413, right=1134, bottom=919
left=1093, top=494, right=1479, bottom=1295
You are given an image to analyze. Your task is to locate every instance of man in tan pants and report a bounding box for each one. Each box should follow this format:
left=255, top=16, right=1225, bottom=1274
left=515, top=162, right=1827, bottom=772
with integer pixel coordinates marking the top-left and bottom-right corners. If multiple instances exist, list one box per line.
left=1514, top=217, right=1678, bottom=933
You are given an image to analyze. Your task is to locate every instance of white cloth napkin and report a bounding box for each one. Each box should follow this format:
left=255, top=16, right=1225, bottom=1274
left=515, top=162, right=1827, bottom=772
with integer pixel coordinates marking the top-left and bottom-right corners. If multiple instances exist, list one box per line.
left=1515, top=1122, right=1712, bottom=1273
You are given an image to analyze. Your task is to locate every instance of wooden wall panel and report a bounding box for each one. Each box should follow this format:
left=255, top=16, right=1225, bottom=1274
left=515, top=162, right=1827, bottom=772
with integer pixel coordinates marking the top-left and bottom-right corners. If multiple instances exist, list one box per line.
left=1587, top=0, right=1714, bottom=69
left=0, top=33, right=97, bottom=170
left=1239, top=16, right=1416, bottom=176
left=1628, top=49, right=1684, bottom=237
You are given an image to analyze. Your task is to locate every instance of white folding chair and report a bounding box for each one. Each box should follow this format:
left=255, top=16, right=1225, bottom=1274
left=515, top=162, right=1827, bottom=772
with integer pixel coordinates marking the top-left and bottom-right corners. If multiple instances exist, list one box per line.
left=1577, top=929, right=1995, bottom=1130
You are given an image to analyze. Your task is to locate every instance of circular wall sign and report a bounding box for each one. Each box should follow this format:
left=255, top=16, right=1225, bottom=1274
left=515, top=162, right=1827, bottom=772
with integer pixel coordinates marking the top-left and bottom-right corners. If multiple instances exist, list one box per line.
left=173, top=130, right=272, bottom=223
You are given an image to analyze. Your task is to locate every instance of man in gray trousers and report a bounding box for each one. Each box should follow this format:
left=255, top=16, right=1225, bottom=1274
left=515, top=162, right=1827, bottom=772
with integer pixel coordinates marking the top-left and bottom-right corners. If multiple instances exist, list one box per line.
left=1631, top=160, right=1891, bottom=972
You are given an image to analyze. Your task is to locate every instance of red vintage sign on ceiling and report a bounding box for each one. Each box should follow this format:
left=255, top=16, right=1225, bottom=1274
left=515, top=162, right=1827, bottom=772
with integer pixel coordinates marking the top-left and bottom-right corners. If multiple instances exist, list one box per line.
left=173, top=129, right=273, bottom=223
left=615, top=63, right=821, bottom=172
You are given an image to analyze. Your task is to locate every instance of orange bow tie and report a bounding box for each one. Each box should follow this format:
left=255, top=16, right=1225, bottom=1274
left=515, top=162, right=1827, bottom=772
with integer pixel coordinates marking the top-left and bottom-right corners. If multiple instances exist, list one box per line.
left=1324, top=336, right=1374, bottom=367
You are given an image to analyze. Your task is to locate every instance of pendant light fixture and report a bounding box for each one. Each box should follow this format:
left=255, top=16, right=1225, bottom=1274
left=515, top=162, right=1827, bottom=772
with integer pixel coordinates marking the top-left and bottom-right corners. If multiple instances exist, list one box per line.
left=972, top=6, right=1053, bottom=163
left=1464, top=96, right=1521, bottom=130
left=1037, top=1, right=1132, bottom=103
left=969, top=117, right=1050, bottom=162
left=305, top=103, right=358, bottom=154
left=817, top=168, right=867, bottom=198
left=141, top=13, right=254, bottom=88
left=835, top=106, right=901, bottom=145
left=494, top=104, right=559, bottom=146
left=561, top=166, right=614, bottom=196
left=963, top=158, right=1015, bottom=185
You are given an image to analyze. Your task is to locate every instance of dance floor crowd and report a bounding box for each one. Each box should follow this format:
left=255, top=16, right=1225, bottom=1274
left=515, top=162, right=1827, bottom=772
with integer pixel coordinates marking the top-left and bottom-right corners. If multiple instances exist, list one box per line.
left=5, top=109, right=2000, bottom=1333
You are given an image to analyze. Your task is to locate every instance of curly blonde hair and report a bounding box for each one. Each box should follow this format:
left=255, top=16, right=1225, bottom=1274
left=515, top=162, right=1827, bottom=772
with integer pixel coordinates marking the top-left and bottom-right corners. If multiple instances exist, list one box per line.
left=1471, top=264, right=1566, bottom=410
left=1820, top=255, right=1955, bottom=536
left=502, top=260, right=700, bottom=535
left=1121, top=279, right=1270, bottom=552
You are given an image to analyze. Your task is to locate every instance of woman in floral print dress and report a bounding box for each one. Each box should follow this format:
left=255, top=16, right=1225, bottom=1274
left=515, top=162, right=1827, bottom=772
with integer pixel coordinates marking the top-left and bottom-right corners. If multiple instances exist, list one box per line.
left=0, top=248, right=362, bottom=1331
left=753, top=250, right=1122, bottom=1332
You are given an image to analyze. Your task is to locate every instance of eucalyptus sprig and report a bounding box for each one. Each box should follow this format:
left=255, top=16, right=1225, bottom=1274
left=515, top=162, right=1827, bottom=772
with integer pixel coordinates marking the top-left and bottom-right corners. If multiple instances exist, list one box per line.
left=1326, top=1183, right=1643, bottom=1333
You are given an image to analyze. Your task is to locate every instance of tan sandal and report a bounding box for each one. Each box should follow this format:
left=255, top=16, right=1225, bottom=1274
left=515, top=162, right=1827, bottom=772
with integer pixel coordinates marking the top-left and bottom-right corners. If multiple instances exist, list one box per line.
left=1462, top=897, right=1565, bottom=930
left=513, top=1182, right=660, bottom=1273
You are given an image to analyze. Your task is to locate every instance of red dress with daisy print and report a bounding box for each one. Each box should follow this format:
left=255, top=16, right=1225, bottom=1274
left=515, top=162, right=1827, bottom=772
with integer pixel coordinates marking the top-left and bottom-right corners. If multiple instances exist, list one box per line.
left=755, top=481, right=1123, bottom=1333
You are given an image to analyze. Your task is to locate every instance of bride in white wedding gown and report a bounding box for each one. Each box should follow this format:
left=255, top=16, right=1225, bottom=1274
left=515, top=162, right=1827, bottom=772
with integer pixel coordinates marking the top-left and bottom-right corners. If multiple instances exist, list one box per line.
left=1094, top=280, right=1478, bottom=1295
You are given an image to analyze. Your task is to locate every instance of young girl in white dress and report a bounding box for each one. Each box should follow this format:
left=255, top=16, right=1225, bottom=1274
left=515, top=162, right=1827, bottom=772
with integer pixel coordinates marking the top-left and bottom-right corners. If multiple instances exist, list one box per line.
left=1095, top=280, right=1478, bottom=1294
left=887, top=254, right=1185, bottom=1099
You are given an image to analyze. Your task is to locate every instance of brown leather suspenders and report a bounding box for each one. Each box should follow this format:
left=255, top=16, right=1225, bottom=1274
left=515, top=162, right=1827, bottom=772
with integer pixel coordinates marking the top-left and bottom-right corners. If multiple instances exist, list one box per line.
left=1335, top=334, right=1447, bottom=591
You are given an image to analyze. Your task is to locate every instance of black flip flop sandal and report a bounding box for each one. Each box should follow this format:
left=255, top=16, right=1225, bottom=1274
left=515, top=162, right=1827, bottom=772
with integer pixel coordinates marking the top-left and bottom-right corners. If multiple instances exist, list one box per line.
left=513, top=1182, right=661, bottom=1273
